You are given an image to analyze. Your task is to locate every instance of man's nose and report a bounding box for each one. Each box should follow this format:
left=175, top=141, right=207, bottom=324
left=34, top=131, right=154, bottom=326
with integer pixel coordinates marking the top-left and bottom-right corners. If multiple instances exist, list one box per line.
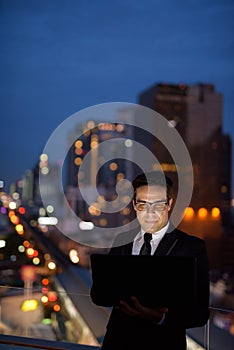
left=146, top=206, right=157, bottom=213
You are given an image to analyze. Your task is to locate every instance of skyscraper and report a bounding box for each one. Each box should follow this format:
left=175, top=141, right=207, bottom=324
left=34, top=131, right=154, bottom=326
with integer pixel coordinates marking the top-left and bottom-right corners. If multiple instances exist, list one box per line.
left=139, top=82, right=232, bottom=238
left=65, top=120, right=135, bottom=228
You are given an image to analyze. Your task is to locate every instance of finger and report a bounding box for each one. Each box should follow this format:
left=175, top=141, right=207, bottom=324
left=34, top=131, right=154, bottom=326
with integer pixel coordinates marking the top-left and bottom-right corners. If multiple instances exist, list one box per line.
left=119, top=300, right=138, bottom=313
left=130, top=296, right=142, bottom=308
left=160, top=307, right=169, bottom=313
left=118, top=303, right=138, bottom=316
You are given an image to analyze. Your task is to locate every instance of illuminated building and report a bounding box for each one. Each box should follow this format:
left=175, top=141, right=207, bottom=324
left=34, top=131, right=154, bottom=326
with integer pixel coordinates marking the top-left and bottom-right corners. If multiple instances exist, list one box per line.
left=65, top=121, right=135, bottom=228
left=139, top=82, right=232, bottom=237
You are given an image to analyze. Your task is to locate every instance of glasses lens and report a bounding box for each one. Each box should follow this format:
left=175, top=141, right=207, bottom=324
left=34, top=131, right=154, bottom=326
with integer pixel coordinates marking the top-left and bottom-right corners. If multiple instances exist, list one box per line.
left=136, top=203, right=147, bottom=211
left=136, top=202, right=167, bottom=211
left=151, top=203, right=165, bottom=211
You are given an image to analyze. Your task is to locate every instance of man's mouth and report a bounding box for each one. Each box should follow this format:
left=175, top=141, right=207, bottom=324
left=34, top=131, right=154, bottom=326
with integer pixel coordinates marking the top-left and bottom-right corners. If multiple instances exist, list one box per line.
left=145, top=220, right=157, bottom=225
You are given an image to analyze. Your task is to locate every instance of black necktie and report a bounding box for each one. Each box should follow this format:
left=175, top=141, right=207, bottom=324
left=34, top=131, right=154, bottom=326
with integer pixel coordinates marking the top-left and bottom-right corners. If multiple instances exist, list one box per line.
left=139, top=233, right=152, bottom=255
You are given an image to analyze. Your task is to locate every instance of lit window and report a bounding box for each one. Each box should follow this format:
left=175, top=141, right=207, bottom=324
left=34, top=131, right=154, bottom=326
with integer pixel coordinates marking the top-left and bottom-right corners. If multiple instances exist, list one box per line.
left=116, top=124, right=124, bottom=132
left=87, top=120, right=95, bottom=129
left=110, top=162, right=118, bottom=171
left=88, top=203, right=101, bottom=216
left=117, top=172, right=125, bottom=181
left=74, top=157, right=82, bottom=166
left=90, top=136, right=98, bottom=148
left=221, top=185, right=228, bottom=193
left=99, top=218, right=107, bottom=226
left=41, top=166, right=49, bottom=175
left=121, top=207, right=131, bottom=215
left=75, top=140, right=83, bottom=148
left=75, top=148, right=83, bottom=155
left=124, top=139, right=133, bottom=147
left=40, top=154, right=48, bottom=162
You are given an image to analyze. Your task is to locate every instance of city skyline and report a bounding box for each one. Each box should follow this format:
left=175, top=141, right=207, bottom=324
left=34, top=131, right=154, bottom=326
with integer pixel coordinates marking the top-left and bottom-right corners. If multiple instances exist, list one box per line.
left=1, top=0, right=234, bottom=194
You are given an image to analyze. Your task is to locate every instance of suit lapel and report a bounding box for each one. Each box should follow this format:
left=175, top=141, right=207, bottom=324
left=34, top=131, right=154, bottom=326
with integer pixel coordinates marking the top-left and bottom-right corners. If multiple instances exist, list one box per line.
left=114, top=226, right=139, bottom=255
left=124, top=242, right=134, bottom=255
left=154, top=229, right=178, bottom=256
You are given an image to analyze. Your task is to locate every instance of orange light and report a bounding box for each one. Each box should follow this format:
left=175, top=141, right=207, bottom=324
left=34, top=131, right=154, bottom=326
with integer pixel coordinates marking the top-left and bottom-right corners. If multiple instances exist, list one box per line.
left=211, top=207, right=220, bottom=219
left=74, top=157, right=82, bottom=166
left=198, top=208, right=208, bottom=219
left=88, top=204, right=101, bottom=216
left=109, top=162, right=118, bottom=171
left=42, top=278, right=50, bottom=286
left=10, top=215, right=20, bottom=225
left=183, top=207, right=194, bottom=219
left=75, top=140, right=83, bottom=148
left=23, top=240, right=30, bottom=248
left=53, top=304, right=61, bottom=312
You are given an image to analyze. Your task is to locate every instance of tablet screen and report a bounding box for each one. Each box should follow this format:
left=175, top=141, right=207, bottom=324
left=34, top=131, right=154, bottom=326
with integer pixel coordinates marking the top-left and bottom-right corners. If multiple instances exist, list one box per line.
left=90, top=254, right=197, bottom=308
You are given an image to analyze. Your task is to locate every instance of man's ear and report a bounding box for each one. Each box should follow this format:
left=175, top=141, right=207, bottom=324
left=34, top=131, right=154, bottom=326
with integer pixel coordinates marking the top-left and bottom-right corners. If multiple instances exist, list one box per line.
left=168, top=198, right=173, bottom=211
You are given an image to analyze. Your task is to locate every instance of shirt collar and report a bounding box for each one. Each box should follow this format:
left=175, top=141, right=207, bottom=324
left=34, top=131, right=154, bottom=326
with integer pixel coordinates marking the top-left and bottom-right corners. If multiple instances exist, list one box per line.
left=135, top=221, right=170, bottom=243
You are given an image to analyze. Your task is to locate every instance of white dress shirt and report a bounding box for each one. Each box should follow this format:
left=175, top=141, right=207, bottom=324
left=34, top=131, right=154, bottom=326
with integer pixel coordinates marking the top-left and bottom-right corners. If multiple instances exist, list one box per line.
left=131, top=221, right=170, bottom=324
left=132, top=221, right=170, bottom=255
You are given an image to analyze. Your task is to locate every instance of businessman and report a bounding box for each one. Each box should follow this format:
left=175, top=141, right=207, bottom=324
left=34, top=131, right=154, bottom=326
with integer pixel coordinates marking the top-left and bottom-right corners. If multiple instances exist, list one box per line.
left=90, top=171, right=210, bottom=350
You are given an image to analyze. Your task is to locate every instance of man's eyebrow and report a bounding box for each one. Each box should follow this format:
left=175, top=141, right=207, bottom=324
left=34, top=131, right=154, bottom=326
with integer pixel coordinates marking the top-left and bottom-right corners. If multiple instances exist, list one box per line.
left=135, top=199, right=167, bottom=203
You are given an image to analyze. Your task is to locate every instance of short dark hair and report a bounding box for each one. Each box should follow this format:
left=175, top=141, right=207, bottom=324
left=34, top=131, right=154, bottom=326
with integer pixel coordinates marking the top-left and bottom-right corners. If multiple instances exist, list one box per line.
left=132, top=171, right=173, bottom=202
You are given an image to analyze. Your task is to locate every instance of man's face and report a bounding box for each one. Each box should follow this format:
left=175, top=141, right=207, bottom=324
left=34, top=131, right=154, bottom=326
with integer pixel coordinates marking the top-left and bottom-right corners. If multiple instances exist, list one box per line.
left=133, top=185, right=172, bottom=233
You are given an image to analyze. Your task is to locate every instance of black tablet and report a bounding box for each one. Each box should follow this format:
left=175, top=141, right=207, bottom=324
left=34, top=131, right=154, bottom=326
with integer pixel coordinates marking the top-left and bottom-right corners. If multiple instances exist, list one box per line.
left=90, top=254, right=197, bottom=308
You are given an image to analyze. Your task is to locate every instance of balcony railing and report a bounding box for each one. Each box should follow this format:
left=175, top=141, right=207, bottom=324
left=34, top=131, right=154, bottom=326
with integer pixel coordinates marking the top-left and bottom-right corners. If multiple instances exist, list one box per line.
left=0, top=282, right=233, bottom=350
left=0, top=310, right=233, bottom=350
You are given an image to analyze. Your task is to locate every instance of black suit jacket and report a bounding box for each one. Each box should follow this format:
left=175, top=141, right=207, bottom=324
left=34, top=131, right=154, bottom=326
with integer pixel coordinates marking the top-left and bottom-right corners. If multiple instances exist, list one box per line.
left=91, top=225, right=210, bottom=350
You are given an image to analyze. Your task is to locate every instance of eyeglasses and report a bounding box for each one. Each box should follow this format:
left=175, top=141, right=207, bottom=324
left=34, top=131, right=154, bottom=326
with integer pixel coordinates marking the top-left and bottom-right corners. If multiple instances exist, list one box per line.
left=135, top=200, right=169, bottom=212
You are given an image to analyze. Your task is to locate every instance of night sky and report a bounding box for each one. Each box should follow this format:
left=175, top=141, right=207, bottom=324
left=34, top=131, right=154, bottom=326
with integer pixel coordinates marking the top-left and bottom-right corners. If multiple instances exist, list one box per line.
left=1, top=0, right=234, bottom=194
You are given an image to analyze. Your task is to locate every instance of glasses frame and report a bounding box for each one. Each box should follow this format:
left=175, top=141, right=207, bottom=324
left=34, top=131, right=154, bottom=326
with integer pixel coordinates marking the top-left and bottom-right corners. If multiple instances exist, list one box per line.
left=134, top=200, right=169, bottom=212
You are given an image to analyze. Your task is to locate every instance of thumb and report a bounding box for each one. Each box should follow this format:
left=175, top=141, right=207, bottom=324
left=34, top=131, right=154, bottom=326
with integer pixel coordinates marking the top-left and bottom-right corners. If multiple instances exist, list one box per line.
left=160, top=307, right=169, bottom=313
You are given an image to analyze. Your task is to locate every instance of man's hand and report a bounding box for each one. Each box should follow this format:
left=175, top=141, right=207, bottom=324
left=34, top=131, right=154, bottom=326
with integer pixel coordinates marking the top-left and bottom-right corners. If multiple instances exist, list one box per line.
left=116, top=296, right=168, bottom=324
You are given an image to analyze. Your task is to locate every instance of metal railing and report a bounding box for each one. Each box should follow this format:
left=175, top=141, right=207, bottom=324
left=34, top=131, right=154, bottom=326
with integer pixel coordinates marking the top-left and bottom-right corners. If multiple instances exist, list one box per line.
left=0, top=283, right=233, bottom=350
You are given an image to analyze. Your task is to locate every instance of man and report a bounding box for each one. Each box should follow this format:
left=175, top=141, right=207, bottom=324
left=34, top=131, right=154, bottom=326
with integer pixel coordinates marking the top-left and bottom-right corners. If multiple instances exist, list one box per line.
left=90, top=171, right=210, bottom=350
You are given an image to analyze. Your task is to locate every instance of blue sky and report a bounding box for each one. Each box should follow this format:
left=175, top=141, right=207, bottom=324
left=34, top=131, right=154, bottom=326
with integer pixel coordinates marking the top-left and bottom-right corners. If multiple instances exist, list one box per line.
left=0, top=0, right=234, bottom=194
